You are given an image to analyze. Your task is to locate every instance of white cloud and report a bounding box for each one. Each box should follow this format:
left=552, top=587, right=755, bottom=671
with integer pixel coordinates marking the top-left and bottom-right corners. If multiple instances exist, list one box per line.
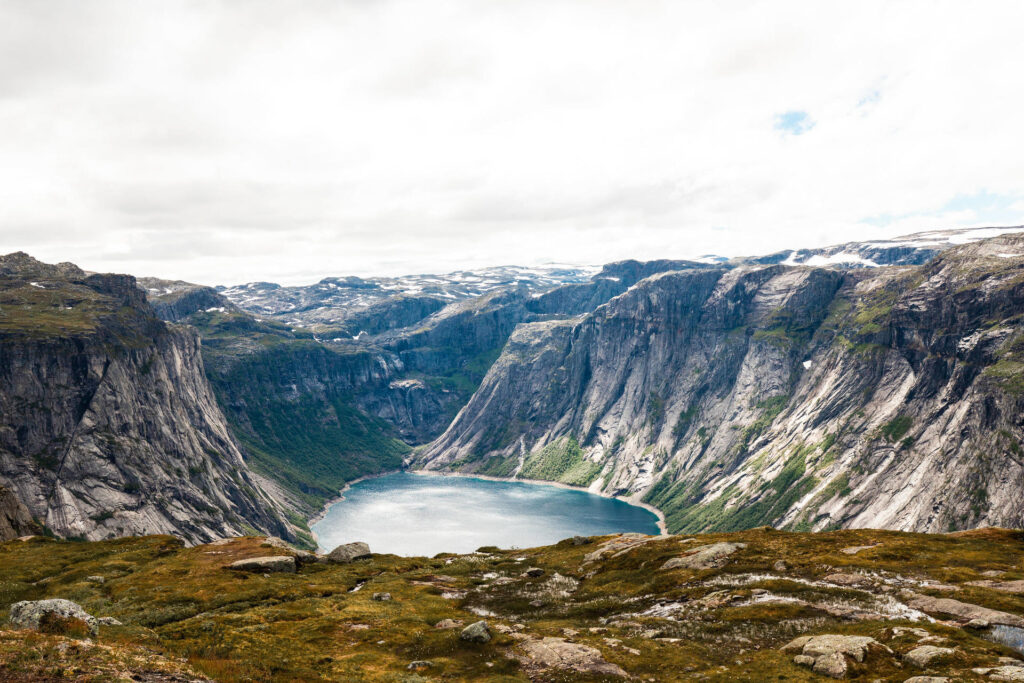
left=1, top=0, right=1023, bottom=285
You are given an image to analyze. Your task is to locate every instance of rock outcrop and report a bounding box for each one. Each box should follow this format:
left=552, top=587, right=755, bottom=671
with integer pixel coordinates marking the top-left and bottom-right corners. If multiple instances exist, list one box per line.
left=9, top=599, right=99, bottom=636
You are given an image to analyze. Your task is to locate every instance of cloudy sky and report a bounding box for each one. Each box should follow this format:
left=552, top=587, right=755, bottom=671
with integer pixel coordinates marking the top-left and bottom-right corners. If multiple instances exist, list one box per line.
left=2, top=1, right=1024, bottom=285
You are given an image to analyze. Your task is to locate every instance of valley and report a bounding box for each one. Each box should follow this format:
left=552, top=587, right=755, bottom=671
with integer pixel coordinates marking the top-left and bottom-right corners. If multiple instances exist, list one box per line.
left=2, top=226, right=1024, bottom=681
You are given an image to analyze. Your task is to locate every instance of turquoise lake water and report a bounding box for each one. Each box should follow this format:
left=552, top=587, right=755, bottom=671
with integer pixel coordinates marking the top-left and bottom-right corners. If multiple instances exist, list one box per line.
left=311, top=472, right=661, bottom=556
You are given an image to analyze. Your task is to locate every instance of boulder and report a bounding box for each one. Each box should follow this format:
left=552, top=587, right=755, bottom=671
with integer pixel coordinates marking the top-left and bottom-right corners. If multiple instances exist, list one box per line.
left=660, top=542, right=746, bottom=571
left=407, top=661, right=432, bottom=671
left=435, top=619, right=463, bottom=629
left=903, top=677, right=950, bottom=682
left=372, top=592, right=392, bottom=601
left=524, top=567, right=545, bottom=578
left=460, top=620, right=491, bottom=643
left=9, top=599, right=99, bottom=636
left=513, top=636, right=628, bottom=677
left=904, top=645, right=953, bottom=668
left=228, top=556, right=296, bottom=573
left=784, top=634, right=889, bottom=679
left=328, top=542, right=371, bottom=564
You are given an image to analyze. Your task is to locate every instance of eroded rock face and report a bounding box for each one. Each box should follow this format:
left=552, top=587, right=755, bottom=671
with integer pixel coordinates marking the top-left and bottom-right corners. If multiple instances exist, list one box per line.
left=0, top=486, right=36, bottom=541
left=9, top=599, right=99, bottom=636
left=513, top=636, right=628, bottom=677
left=0, top=254, right=294, bottom=545
left=328, top=542, right=371, bottom=563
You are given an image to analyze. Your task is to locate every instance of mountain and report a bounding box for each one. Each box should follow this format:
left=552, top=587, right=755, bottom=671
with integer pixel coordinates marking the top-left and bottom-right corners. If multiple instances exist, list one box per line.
left=414, top=232, right=1024, bottom=534
left=218, top=263, right=600, bottom=332
left=0, top=253, right=299, bottom=545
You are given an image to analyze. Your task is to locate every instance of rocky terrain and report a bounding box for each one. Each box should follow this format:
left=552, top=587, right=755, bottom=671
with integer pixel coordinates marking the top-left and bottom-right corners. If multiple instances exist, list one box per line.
left=2, top=527, right=1024, bottom=680
left=414, top=232, right=1024, bottom=535
left=0, top=253, right=297, bottom=545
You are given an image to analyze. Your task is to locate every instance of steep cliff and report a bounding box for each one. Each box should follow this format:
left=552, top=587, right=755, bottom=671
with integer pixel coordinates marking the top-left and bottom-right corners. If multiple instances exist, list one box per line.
left=0, top=253, right=296, bottom=544
left=0, top=485, right=37, bottom=540
left=414, top=234, right=1024, bottom=534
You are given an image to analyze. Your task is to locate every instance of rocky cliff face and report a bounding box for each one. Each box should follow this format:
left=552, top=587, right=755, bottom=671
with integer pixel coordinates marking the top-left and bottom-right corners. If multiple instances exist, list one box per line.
left=0, top=253, right=296, bottom=544
left=0, top=485, right=37, bottom=541
left=414, top=234, right=1024, bottom=535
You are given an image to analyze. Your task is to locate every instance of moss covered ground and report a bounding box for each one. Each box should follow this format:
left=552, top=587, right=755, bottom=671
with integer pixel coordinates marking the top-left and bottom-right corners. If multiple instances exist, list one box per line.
left=2, top=528, right=1024, bottom=681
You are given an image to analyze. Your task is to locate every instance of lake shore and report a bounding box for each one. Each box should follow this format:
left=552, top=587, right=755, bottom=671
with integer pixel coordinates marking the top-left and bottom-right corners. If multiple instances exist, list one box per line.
left=307, top=469, right=401, bottom=543
left=408, top=469, right=669, bottom=536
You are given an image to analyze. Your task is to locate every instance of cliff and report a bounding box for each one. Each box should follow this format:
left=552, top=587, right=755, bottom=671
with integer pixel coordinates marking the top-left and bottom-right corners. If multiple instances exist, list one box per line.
left=414, top=234, right=1024, bottom=534
left=0, top=253, right=296, bottom=544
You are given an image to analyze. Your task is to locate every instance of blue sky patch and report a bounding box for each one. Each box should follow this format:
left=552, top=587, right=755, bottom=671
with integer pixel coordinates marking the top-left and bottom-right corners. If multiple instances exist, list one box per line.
left=774, top=110, right=814, bottom=135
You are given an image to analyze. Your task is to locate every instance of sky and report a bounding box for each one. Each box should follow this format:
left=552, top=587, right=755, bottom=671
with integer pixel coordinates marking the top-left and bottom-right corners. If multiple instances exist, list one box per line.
left=2, top=1, right=1024, bottom=286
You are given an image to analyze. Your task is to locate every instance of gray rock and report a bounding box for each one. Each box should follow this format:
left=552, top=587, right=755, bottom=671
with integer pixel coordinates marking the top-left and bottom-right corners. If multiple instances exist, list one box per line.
left=372, top=592, right=392, bottom=601
left=661, top=542, right=746, bottom=570
left=813, top=651, right=848, bottom=678
left=840, top=544, right=880, bottom=555
left=435, top=619, right=463, bottom=629
left=328, top=542, right=371, bottom=564
left=0, top=256, right=296, bottom=545
left=571, top=536, right=591, bottom=546
left=904, top=645, right=953, bottom=668
left=784, top=634, right=889, bottom=679
left=85, top=575, right=105, bottom=584
left=406, top=661, right=431, bottom=671
left=460, top=620, right=492, bottom=643
left=97, top=616, right=122, bottom=626
left=903, top=677, right=950, bottom=683
left=973, top=667, right=1024, bottom=681
left=773, top=560, right=789, bottom=572
left=0, top=486, right=37, bottom=542
left=967, top=618, right=991, bottom=629
left=524, top=567, right=545, bottom=577
left=824, top=572, right=872, bottom=587
left=9, top=599, right=99, bottom=636
left=907, top=593, right=1024, bottom=627
left=228, top=556, right=296, bottom=573
left=513, top=635, right=628, bottom=677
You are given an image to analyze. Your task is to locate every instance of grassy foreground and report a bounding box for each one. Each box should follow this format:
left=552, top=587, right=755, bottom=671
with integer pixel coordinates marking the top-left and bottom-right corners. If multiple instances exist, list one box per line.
left=2, top=528, right=1024, bottom=681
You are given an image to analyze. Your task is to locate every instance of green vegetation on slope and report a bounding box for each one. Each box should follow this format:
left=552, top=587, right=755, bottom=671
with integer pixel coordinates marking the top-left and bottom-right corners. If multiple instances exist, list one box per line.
left=520, top=436, right=602, bottom=487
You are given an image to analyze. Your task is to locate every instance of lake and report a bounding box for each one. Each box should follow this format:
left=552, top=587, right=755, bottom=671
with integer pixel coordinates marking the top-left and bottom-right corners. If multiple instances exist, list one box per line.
left=311, top=471, right=662, bottom=556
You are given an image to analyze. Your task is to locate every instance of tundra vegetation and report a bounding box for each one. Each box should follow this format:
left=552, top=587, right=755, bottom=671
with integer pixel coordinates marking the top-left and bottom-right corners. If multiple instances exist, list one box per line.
left=2, top=528, right=1024, bottom=681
